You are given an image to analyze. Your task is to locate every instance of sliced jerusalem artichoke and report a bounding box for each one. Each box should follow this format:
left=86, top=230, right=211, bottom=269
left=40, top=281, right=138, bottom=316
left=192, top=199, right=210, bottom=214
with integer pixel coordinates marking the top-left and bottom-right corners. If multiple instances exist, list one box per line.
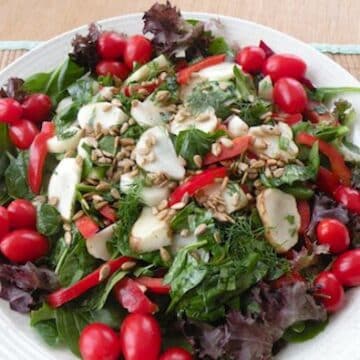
left=130, top=207, right=172, bottom=253
left=256, top=188, right=300, bottom=253
left=47, top=127, right=84, bottom=153
left=86, top=224, right=115, bottom=261
left=197, top=63, right=241, bottom=81
left=227, top=115, right=249, bottom=138
left=135, top=126, right=185, bottom=180
left=169, top=107, right=218, bottom=135
left=77, top=102, right=128, bottom=129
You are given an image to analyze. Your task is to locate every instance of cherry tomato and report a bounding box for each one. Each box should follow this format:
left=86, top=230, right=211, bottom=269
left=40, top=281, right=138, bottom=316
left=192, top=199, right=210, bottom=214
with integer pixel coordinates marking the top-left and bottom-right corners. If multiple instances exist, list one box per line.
left=7, top=199, right=37, bottom=229
left=0, top=98, right=23, bottom=125
left=97, top=31, right=127, bottom=60
left=332, top=249, right=360, bottom=287
left=79, top=323, right=121, bottom=360
left=316, top=218, right=350, bottom=254
left=124, top=35, right=152, bottom=70
left=22, top=94, right=52, bottom=124
left=96, top=60, right=130, bottom=80
left=0, top=229, right=49, bottom=263
left=120, top=313, right=161, bottom=360
left=262, top=53, right=307, bottom=81
left=160, top=347, right=193, bottom=360
left=235, top=46, right=266, bottom=74
left=273, top=77, right=308, bottom=114
left=0, top=206, right=9, bottom=240
left=314, top=271, right=345, bottom=313
left=9, top=119, right=39, bottom=149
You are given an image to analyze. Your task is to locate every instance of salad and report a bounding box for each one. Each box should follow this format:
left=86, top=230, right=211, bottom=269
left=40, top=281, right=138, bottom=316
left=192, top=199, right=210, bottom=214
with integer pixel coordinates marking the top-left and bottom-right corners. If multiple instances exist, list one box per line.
left=0, top=2, right=360, bottom=359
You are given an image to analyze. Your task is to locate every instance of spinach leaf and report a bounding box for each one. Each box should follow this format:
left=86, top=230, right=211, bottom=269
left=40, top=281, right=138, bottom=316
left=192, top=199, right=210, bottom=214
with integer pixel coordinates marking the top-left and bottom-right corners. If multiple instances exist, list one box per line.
left=233, top=66, right=256, bottom=101
left=311, top=87, right=360, bottom=103
left=208, top=37, right=233, bottom=56
left=98, top=135, right=116, bottom=155
left=37, top=203, right=62, bottom=236
left=56, top=230, right=98, bottom=287
left=185, top=81, right=237, bottom=118
left=280, top=184, right=314, bottom=200
left=121, top=124, right=145, bottom=140
left=53, top=101, right=81, bottom=139
left=283, top=320, right=328, bottom=343
left=175, top=129, right=224, bottom=169
left=33, top=320, right=60, bottom=347
left=23, top=57, right=85, bottom=104
left=261, top=142, right=319, bottom=187
left=5, top=151, right=34, bottom=200
left=67, top=75, right=97, bottom=104
left=0, top=123, right=11, bottom=151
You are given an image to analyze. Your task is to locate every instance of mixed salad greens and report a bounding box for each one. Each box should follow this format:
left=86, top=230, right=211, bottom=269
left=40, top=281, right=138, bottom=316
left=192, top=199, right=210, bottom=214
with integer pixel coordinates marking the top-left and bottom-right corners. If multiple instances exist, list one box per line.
left=0, top=2, right=360, bottom=359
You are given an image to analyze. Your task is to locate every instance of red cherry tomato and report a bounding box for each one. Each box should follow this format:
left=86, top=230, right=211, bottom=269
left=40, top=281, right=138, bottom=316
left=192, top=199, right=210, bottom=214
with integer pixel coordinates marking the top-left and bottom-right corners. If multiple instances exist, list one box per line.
left=79, top=323, right=121, bottom=360
left=313, top=271, right=345, bottom=313
left=262, top=53, right=307, bottom=81
left=0, top=206, right=9, bottom=240
left=9, top=119, right=39, bottom=149
left=96, top=61, right=130, bottom=80
left=316, top=218, right=350, bottom=254
left=160, top=347, right=193, bottom=360
left=124, top=35, right=152, bottom=70
left=235, top=46, right=266, bottom=74
left=331, top=249, right=360, bottom=287
left=273, top=77, right=308, bottom=114
left=7, top=199, right=37, bottom=229
left=0, top=98, right=23, bottom=125
left=97, top=31, right=127, bottom=60
left=22, top=94, right=52, bottom=124
left=120, top=313, right=161, bottom=360
left=0, top=229, right=49, bottom=263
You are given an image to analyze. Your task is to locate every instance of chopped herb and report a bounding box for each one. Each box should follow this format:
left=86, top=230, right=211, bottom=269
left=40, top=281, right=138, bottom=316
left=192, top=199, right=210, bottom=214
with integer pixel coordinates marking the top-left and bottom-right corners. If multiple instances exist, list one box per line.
left=285, top=215, right=295, bottom=225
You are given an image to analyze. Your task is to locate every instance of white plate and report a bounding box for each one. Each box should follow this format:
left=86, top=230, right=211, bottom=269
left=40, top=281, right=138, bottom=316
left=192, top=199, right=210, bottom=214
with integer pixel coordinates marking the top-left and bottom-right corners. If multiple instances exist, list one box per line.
left=0, top=12, right=359, bottom=360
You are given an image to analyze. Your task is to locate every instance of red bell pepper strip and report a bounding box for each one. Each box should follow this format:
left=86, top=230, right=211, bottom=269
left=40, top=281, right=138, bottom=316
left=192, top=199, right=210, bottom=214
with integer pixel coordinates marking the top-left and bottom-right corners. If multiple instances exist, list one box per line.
left=296, top=132, right=351, bottom=185
left=27, top=122, right=55, bottom=194
left=297, top=200, right=311, bottom=235
left=122, top=81, right=161, bottom=97
left=304, top=101, right=336, bottom=124
left=334, top=186, right=360, bottom=215
left=272, top=113, right=302, bottom=126
left=316, top=167, right=340, bottom=194
left=47, top=256, right=132, bottom=308
left=99, top=205, right=117, bottom=223
left=168, top=167, right=228, bottom=206
left=203, top=135, right=252, bottom=165
left=135, top=276, right=171, bottom=295
left=75, top=215, right=99, bottom=238
left=114, top=277, right=158, bottom=314
left=176, top=54, right=226, bottom=84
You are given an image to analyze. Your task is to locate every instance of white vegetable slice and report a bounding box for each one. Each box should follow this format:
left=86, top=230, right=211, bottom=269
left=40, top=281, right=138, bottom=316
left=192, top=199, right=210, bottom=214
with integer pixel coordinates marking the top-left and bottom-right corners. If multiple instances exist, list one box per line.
left=77, top=137, right=98, bottom=159
left=131, top=96, right=171, bottom=127
left=124, top=55, right=170, bottom=85
left=47, top=127, right=84, bottom=153
left=48, top=158, right=82, bottom=221
left=227, top=115, right=249, bottom=138
left=120, top=173, right=170, bottom=207
left=197, top=63, right=241, bottom=81
left=135, top=126, right=185, bottom=180
left=86, top=224, right=115, bottom=261
left=56, top=97, right=73, bottom=114
left=169, top=108, right=218, bottom=135
left=77, top=102, right=128, bottom=129
left=98, top=86, right=117, bottom=101
left=249, top=122, right=298, bottom=162
left=258, top=75, right=273, bottom=101
left=256, top=188, right=300, bottom=253
left=130, top=207, right=172, bottom=253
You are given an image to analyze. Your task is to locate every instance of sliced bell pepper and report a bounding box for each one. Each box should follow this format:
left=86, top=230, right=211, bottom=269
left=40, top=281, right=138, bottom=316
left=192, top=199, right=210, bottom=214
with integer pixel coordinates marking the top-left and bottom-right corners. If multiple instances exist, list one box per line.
left=114, top=277, right=158, bottom=314
left=304, top=101, right=336, bottom=124
left=334, top=186, right=360, bottom=214
left=168, top=167, right=228, bottom=206
left=47, top=256, right=132, bottom=308
left=316, top=166, right=340, bottom=194
left=75, top=215, right=99, bottom=238
left=176, top=54, right=226, bottom=85
left=122, top=81, right=161, bottom=97
left=27, top=122, right=55, bottom=194
left=135, top=276, right=171, bottom=295
left=203, top=135, right=252, bottom=165
left=272, top=113, right=302, bottom=126
left=297, top=200, right=311, bottom=235
left=296, top=132, right=351, bottom=185
left=99, top=205, right=117, bottom=223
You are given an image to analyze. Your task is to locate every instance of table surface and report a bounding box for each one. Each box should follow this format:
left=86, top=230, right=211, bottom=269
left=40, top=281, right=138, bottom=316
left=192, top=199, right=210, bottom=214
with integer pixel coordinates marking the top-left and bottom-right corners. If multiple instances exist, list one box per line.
left=0, top=0, right=359, bottom=43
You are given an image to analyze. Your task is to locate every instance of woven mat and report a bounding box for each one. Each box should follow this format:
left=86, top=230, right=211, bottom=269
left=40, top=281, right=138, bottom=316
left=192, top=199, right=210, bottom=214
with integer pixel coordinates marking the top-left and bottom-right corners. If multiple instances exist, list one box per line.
left=0, top=50, right=359, bottom=80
